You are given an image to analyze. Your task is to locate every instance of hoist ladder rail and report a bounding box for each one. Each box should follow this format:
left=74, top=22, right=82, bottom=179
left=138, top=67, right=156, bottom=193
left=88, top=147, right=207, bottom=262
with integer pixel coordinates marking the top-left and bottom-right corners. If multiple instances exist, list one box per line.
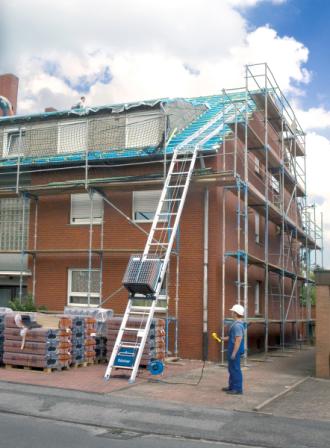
left=104, top=145, right=199, bottom=383
left=128, top=147, right=199, bottom=382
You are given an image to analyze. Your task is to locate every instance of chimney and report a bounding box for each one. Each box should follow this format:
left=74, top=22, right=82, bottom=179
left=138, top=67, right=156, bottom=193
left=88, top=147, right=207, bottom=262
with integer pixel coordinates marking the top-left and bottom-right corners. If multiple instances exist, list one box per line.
left=0, top=74, right=19, bottom=114
left=44, top=107, right=58, bottom=112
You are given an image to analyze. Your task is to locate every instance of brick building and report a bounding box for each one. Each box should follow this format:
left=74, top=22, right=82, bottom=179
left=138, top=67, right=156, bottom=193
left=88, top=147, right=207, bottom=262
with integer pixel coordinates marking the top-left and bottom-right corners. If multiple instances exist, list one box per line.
left=0, top=64, right=322, bottom=361
left=315, top=270, right=330, bottom=378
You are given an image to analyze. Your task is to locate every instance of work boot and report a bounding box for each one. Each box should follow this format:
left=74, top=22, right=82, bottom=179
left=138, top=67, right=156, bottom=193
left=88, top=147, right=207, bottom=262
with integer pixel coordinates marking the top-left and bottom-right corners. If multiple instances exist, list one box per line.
left=222, top=387, right=231, bottom=392
left=226, top=389, right=242, bottom=395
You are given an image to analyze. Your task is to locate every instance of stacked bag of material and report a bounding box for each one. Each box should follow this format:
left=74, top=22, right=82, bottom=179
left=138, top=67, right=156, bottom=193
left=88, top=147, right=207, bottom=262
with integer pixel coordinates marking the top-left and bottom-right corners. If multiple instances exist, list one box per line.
left=64, top=307, right=113, bottom=364
left=0, top=313, right=6, bottom=365
left=61, top=313, right=96, bottom=366
left=83, top=316, right=97, bottom=363
left=3, top=313, right=72, bottom=371
left=95, top=336, right=107, bottom=363
left=69, top=315, right=86, bottom=365
left=106, top=316, right=166, bottom=367
left=64, top=306, right=113, bottom=337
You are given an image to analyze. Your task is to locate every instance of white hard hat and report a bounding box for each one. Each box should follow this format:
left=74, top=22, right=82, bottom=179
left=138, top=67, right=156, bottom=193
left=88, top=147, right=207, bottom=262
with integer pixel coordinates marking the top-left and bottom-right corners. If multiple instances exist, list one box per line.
left=230, top=304, right=245, bottom=316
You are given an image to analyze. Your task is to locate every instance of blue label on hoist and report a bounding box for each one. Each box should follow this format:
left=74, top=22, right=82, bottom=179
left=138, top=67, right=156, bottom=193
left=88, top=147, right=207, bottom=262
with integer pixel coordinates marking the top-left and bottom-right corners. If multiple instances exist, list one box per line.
left=114, top=347, right=137, bottom=368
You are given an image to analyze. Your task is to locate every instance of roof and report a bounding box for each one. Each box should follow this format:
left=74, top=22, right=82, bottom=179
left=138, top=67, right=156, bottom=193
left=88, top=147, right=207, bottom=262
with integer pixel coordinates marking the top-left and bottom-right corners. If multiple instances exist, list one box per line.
left=0, top=91, right=255, bottom=168
left=0, top=98, right=166, bottom=125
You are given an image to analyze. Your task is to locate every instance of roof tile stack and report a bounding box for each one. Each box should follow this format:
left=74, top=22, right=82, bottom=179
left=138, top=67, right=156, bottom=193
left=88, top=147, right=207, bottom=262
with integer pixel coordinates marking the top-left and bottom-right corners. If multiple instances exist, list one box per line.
left=3, top=314, right=72, bottom=371
left=0, top=313, right=5, bottom=364
left=106, top=316, right=166, bottom=367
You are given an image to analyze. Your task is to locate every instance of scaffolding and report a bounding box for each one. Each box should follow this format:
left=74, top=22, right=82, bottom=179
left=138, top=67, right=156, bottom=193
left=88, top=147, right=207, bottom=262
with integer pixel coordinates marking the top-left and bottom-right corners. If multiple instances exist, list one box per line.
left=0, top=63, right=323, bottom=360
left=220, top=63, right=322, bottom=362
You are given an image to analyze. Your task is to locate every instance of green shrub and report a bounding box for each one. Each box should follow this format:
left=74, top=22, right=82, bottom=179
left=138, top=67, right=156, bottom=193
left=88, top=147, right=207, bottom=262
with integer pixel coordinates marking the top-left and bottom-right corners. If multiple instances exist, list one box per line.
left=8, top=294, right=47, bottom=312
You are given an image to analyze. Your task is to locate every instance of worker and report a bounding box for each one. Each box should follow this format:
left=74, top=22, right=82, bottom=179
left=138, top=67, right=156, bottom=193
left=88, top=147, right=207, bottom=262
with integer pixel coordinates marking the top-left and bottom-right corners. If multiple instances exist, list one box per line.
left=0, top=95, right=14, bottom=116
left=71, top=96, right=86, bottom=110
left=221, top=304, right=245, bottom=395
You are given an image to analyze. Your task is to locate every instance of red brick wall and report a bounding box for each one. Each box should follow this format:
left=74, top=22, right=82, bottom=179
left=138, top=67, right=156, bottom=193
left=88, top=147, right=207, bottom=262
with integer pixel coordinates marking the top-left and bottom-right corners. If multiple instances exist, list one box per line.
left=24, top=126, right=305, bottom=361
left=26, top=171, right=303, bottom=361
left=316, top=285, right=330, bottom=378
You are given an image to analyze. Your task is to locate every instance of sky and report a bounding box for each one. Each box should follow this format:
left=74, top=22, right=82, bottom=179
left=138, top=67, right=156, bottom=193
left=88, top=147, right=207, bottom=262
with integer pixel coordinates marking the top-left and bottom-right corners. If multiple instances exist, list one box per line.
left=0, top=0, right=329, bottom=266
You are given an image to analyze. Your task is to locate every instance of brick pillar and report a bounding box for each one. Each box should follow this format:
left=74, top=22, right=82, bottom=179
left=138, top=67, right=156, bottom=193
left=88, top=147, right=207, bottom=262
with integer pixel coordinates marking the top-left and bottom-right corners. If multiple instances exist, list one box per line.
left=315, top=270, right=330, bottom=379
left=0, top=73, right=19, bottom=113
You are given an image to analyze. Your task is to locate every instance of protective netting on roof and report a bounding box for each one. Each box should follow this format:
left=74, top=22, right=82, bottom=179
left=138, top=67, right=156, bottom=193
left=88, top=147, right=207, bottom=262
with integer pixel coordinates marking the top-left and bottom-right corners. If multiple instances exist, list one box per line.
left=0, top=111, right=166, bottom=161
left=0, top=93, right=256, bottom=169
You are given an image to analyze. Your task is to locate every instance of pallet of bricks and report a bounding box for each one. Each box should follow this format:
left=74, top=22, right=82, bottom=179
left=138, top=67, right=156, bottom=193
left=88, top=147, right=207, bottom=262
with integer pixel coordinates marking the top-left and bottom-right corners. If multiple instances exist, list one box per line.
left=0, top=309, right=9, bottom=365
left=106, top=316, right=166, bottom=369
left=63, top=307, right=112, bottom=366
left=3, top=313, right=72, bottom=373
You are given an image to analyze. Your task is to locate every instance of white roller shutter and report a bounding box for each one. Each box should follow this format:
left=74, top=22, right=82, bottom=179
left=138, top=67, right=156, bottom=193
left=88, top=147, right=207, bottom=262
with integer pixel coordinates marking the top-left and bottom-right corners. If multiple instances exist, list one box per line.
left=133, top=190, right=163, bottom=222
left=58, top=120, right=87, bottom=154
left=71, top=193, right=103, bottom=224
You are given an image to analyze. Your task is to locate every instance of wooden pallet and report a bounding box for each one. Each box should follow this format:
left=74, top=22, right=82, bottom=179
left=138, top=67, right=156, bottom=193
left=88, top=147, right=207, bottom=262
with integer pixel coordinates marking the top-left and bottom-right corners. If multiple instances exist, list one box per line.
left=94, top=358, right=107, bottom=365
left=70, top=358, right=95, bottom=368
left=4, top=364, right=68, bottom=374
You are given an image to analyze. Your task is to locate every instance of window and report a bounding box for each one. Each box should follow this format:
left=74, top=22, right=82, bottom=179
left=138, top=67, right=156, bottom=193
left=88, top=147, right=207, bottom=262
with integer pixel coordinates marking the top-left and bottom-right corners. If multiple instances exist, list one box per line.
left=271, top=175, right=280, bottom=194
left=0, top=197, right=29, bottom=250
left=126, top=112, right=162, bottom=149
left=254, top=211, right=260, bottom=244
left=70, top=193, right=103, bottom=224
left=255, top=281, right=261, bottom=315
left=254, top=156, right=260, bottom=175
left=68, top=269, right=100, bottom=306
left=132, top=275, right=168, bottom=312
left=133, top=190, right=165, bottom=222
left=3, top=128, right=26, bottom=157
left=58, top=120, right=87, bottom=154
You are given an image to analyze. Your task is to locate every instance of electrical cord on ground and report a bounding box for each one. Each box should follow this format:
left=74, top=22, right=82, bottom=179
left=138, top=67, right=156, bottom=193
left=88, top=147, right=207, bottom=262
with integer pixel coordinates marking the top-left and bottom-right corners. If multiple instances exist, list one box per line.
left=146, top=360, right=206, bottom=386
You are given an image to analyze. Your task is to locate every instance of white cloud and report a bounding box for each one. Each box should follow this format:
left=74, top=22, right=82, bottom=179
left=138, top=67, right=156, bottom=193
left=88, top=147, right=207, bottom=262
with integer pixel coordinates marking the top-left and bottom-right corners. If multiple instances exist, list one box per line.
left=0, top=0, right=326, bottom=264
left=0, top=0, right=310, bottom=113
left=297, top=106, right=330, bottom=131
left=305, top=132, right=330, bottom=266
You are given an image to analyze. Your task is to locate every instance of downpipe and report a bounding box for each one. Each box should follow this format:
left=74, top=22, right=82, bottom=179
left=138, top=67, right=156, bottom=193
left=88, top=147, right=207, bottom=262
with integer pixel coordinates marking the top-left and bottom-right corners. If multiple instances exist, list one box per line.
left=203, top=188, right=209, bottom=361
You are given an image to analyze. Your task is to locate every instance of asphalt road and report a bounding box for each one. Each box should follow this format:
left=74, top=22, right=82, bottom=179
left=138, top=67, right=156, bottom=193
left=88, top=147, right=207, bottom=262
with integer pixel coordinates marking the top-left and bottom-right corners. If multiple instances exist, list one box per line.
left=1, top=381, right=330, bottom=448
left=0, top=413, right=254, bottom=448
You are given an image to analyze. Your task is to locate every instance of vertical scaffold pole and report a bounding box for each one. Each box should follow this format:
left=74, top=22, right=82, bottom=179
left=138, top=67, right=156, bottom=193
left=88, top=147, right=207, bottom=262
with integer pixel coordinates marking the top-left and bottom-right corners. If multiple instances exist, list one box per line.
left=32, top=197, right=39, bottom=301
left=174, top=250, right=179, bottom=358
left=16, top=127, right=23, bottom=195
left=264, top=64, right=270, bottom=356
left=19, top=194, right=27, bottom=303
left=87, top=189, right=94, bottom=307
left=99, top=196, right=105, bottom=303
left=85, top=121, right=89, bottom=190
left=281, top=115, right=285, bottom=351
left=243, top=66, right=249, bottom=365
left=221, top=187, right=226, bottom=366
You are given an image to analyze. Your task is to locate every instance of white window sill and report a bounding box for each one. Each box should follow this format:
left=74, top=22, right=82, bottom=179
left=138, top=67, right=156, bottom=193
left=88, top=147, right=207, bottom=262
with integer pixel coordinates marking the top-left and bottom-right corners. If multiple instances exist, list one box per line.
left=67, top=303, right=100, bottom=307
left=70, top=221, right=103, bottom=225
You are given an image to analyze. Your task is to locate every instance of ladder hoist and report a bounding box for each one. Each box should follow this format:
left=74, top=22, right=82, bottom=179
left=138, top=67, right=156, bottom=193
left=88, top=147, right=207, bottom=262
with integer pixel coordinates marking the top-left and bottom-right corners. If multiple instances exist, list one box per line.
left=104, top=144, right=199, bottom=383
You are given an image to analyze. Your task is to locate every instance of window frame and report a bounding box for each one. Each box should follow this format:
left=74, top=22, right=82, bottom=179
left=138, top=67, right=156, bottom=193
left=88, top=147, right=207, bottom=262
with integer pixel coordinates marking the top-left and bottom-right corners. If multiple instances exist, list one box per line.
left=3, top=127, right=26, bottom=158
left=254, top=155, right=260, bottom=174
left=70, top=193, right=103, bottom=225
left=254, top=281, right=261, bottom=315
left=67, top=268, right=101, bottom=307
left=125, top=110, right=161, bottom=149
left=57, top=119, right=87, bottom=154
left=254, top=211, right=260, bottom=244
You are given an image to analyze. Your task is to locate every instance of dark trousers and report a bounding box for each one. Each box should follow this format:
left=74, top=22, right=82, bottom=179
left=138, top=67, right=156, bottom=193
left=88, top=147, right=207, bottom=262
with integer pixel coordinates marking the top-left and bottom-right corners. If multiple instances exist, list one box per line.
left=228, top=354, right=243, bottom=393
